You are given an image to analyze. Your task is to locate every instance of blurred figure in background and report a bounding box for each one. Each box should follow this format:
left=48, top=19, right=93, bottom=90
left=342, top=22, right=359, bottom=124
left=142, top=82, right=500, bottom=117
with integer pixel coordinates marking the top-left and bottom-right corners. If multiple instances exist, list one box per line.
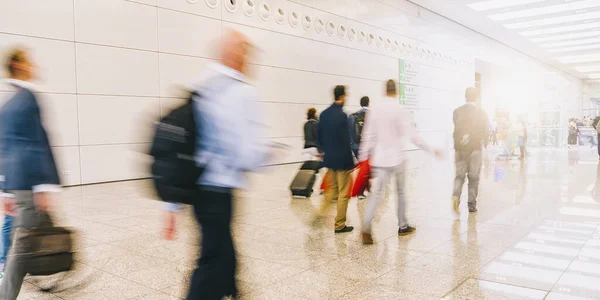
left=489, top=118, right=498, bottom=146
left=452, top=87, right=489, bottom=214
left=181, top=30, right=271, bottom=300
left=302, top=107, right=320, bottom=159
left=315, top=85, right=355, bottom=233
left=0, top=48, right=61, bottom=299
left=518, top=119, right=527, bottom=160
left=359, top=80, right=442, bottom=244
left=349, top=96, right=370, bottom=199
left=349, top=96, right=369, bottom=158
left=593, top=116, right=600, bottom=158
left=568, top=118, right=578, bottom=148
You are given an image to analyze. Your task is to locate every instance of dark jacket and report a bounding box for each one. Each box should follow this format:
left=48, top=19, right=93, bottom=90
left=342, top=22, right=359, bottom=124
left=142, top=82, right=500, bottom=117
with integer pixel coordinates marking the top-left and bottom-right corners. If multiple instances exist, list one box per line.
left=453, top=103, right=489, bottom=151
left=303, top=118, right=319, bottom=149
left=0, top=88, right=60, bottom=191
left=318, top=103, right=354, bottom=170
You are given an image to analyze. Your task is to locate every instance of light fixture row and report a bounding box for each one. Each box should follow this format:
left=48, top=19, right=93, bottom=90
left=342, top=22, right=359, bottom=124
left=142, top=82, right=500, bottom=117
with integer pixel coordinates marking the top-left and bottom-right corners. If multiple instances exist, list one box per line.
left=197, top=0, right=471, bottom=66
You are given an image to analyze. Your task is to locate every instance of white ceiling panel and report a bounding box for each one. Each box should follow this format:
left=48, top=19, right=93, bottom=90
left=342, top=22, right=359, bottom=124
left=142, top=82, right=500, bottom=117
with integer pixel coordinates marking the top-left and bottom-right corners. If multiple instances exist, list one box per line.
left=410, top=0, right=600, bottom=79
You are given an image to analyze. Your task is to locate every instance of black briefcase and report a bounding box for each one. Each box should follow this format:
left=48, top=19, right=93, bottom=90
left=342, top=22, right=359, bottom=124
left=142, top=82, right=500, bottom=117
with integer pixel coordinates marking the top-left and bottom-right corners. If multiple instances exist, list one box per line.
left=15, top=226, right=75, bottom=276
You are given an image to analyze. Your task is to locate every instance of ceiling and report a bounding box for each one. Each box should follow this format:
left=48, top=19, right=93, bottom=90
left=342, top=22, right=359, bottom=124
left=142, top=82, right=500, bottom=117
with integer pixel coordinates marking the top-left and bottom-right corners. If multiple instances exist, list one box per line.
left=409, top=0, right=600, bottom=81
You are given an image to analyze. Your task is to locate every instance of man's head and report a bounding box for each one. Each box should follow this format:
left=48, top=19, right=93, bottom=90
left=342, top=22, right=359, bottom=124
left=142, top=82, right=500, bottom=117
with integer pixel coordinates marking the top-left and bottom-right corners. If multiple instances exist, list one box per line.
left=386, top=79, right=397, bottom=97
left=465, top=87, right=477, bottom=102
left=360, top=96, right=370, bottom=108
left=334, top=85, right=347, bottom=104
left=220, top=29, right=251, bottom=74
left=307, top=107, right=317, bottom=120
left=4, top=47, right=34, bottom=81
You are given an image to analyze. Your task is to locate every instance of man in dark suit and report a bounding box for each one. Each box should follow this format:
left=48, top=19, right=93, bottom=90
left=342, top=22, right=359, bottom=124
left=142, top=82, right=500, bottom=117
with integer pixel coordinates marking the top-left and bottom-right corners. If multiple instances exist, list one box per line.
left=452, top=87, right=489, bottom=214
left=315, top=85, right=355, bottom=233
left=0, top=48, right=60, bottom=299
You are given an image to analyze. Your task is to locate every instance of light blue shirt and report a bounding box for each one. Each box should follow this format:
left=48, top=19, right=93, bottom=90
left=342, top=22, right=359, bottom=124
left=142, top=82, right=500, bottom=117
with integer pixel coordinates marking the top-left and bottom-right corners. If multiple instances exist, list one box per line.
left=192, top=63, right=270, bottom=189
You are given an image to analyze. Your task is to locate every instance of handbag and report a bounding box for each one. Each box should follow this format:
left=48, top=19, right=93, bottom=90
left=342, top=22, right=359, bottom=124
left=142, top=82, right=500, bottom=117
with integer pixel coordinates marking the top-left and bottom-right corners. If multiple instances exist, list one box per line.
left=14, top=225, right=74, bottom=276
left=351, top=160, right=371, bottom=197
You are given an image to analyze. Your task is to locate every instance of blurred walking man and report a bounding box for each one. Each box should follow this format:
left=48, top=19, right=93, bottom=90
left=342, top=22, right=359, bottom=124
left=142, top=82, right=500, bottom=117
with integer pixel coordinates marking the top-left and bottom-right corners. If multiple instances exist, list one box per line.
left=316, top=85, right=355, bottom=233
left=0, top=48, right=61, bottom=299
left=359, top=80, right=441, bottom=244
left=182, top=30, right=271, bottom=300
left=452, top=87, right=489, bottom=214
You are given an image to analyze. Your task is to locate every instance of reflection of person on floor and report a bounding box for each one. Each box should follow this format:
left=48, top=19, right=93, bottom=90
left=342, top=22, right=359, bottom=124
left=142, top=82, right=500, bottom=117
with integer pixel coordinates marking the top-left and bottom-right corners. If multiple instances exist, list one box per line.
left=182, top=30, right=272, bottom=300
left=452, top=87, right=489, bottom=214
left=359, top=80, right=442, bottom=244
left=0, top=48, right=61, bottom=300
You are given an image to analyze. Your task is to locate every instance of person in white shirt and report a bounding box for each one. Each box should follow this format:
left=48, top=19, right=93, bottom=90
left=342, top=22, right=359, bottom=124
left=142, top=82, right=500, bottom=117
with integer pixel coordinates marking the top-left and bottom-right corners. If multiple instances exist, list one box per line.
left=358, top=79, right=441, bottom=244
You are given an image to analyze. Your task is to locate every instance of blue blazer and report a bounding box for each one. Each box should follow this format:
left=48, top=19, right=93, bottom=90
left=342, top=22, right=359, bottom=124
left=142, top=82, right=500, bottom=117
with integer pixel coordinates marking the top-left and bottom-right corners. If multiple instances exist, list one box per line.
left=318, top=103, right=355, bottom=171
left=0, top=87, right=60, bottom=191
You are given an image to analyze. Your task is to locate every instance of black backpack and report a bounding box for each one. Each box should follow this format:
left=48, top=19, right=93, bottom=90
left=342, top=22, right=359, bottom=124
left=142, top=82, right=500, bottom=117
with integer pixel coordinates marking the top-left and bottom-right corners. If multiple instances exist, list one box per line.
left=150, top=92, right=203, bottom=205
left=352, top=111, right=366, bottom=144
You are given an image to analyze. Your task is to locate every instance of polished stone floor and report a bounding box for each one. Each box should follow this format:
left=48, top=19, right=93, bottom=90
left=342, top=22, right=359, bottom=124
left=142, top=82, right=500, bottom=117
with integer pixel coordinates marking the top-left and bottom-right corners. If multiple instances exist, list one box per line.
left=8, top=147, right=600, bottom=299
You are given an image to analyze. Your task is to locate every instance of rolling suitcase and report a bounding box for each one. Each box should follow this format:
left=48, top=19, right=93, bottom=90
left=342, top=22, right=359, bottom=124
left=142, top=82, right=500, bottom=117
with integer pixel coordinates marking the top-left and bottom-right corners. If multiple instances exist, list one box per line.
left=300, top=160, right=321, bottom=172
left=290, top=170, right=316, bottom=197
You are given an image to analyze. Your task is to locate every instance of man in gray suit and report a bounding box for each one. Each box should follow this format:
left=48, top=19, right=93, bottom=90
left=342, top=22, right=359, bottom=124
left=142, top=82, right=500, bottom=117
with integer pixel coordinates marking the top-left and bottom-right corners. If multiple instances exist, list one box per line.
left=0, top=48, right=61, bottom=299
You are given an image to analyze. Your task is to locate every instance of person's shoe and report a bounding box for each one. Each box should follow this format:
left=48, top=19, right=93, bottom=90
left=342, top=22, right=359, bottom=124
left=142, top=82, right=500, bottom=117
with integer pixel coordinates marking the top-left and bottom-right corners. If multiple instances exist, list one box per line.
left=398, top=225, right=416, bottom=236
left=335, top=226, right=354, bottom=233
left=358, top=194, right=367, bottom=200
left=361, top=232, right=374, bottom=245
left=452, top=196, right=460, bottom=215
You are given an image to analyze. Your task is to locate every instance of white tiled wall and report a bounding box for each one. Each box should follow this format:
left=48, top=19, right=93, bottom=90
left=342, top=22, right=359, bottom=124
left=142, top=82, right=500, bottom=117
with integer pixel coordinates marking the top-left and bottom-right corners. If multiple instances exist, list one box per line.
left=0, top=0, right=581, bottom=185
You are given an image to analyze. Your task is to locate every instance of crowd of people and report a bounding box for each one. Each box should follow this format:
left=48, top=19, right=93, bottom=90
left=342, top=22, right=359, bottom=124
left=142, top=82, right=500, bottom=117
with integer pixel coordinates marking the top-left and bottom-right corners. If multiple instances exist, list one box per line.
left=1, top=29, right=492, bottom=299
left=303, top=81, right=489, bottom=244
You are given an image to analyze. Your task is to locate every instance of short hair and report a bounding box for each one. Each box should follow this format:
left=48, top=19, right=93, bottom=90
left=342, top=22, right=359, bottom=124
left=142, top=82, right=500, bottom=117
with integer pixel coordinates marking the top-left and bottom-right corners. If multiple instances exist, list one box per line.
left=386, top=79, right=396, bottom=95
left=334, top=85, right=346, bottom=101
left=307, top=107, right=317, bottom=120
left=465, top=87, right=477, bottom=102
left=360, top=96, right=370, bottom=107
left=4, top=48, right=26, bottom=76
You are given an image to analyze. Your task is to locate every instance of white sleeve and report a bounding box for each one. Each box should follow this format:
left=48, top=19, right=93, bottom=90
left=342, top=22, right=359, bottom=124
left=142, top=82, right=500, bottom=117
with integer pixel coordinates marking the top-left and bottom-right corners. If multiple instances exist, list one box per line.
left=358, top=109, right=375, bottom=162
left=236, top=86, right=270, bottom=171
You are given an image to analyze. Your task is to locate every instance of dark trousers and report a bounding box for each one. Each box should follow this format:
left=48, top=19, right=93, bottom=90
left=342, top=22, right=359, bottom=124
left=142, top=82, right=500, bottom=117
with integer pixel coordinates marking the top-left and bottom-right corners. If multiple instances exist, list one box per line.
left=0, top=191, right=52, bottom=300
left=453, top=150, right=483, bottom=208
left=187, top=187, right=236, bottom=300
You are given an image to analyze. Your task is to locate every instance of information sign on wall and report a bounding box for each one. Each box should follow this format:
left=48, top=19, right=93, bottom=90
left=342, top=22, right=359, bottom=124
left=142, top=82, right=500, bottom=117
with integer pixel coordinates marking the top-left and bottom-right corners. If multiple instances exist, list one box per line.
left=399, top=59, right=418, bottom=84
left=400, top=84, right=418, bottom=106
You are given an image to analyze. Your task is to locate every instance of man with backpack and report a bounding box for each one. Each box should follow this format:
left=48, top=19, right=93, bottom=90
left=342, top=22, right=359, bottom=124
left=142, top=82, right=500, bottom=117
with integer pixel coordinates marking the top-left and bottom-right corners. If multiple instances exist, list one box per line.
left=349, top=96, right=369, bottom=158
left=452, top=87, right=489, bottom=214
left=349, top=96, right=370, bottom=198
left=151, top=30, right=271, bottom=300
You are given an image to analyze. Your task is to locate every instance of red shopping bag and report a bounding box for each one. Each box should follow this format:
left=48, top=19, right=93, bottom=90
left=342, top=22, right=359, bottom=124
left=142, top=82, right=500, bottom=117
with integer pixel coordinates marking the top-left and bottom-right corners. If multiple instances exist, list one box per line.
left=351, top=160, right=370, bottom=197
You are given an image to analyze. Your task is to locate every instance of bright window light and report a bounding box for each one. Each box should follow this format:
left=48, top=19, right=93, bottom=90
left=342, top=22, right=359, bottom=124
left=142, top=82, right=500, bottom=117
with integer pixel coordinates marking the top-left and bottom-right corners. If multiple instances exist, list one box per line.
left=489, top=0, right=600, bottom=21
left=504, top=11, right=600, bottom=29
left=541, top=37, right=600, bottom=48
left=467, top=0, right=547, bottom=12
left=557, top=53, right=600, bottom=64
left=575, top=65, right=600, bottom=72
left=548, top=44, right=600, bottom=53
left=589, top=73, right=600, bottom=79
left=532, top=31, right=600, bottom=43
left=520, top=22, right=600, bottom=36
